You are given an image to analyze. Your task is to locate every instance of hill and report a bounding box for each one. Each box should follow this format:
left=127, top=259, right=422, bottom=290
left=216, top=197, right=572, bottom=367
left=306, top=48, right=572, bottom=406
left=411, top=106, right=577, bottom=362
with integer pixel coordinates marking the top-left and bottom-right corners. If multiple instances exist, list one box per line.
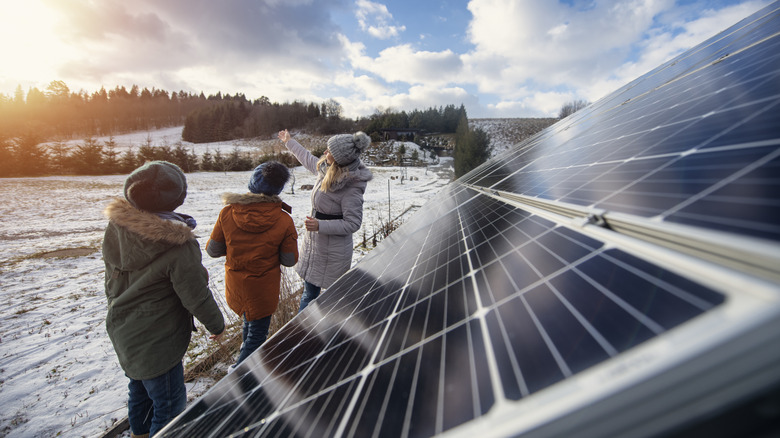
left=470, top=118, right=558, bottom=156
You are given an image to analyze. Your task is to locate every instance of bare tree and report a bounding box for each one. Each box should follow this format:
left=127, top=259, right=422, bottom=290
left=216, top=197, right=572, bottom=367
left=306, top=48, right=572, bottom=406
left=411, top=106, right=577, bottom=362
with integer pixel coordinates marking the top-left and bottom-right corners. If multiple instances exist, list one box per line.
left=558, top=99, right=590, bottom=119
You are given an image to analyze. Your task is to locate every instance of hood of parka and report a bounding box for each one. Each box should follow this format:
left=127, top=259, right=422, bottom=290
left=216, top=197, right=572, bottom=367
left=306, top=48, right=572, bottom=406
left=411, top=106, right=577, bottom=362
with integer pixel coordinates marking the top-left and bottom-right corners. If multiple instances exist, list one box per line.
left=102, top=198, right=196, bottom=271
left=221, top=192, right=290, bottom=234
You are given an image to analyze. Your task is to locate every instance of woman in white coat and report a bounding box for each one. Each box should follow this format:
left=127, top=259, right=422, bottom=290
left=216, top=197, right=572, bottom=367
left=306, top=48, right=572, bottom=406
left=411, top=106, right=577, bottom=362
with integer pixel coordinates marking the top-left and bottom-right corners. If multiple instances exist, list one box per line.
left=278, top=129, right=373, bottom=311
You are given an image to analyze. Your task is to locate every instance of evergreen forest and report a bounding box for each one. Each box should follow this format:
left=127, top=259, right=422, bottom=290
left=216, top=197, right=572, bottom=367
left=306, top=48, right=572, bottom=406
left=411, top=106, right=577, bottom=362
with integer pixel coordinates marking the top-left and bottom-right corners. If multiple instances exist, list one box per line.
left=0, top=80, right=491, bottom=177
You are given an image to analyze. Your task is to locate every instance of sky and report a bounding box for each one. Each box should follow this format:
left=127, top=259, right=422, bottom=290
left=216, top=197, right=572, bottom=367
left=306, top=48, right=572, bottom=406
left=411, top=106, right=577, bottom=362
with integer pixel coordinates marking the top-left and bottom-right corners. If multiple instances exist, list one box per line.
left=0, top=0, right=772, bottom=119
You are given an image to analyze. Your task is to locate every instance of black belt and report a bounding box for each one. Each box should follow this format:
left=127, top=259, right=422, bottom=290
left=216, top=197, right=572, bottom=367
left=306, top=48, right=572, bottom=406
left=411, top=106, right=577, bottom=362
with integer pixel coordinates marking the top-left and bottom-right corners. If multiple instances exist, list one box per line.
left=314, top=210, right=343, bottom=220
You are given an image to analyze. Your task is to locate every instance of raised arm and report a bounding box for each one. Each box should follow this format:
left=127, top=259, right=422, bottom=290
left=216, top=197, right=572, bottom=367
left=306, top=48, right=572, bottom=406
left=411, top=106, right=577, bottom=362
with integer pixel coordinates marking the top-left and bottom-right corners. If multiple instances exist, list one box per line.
left=278, top=129, right=320, bottom=174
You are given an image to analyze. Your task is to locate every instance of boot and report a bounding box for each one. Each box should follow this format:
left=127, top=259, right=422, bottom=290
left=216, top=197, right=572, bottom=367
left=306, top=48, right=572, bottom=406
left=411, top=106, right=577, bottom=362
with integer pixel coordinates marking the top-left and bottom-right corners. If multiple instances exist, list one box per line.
left=130, top=433, right=149, bottom=438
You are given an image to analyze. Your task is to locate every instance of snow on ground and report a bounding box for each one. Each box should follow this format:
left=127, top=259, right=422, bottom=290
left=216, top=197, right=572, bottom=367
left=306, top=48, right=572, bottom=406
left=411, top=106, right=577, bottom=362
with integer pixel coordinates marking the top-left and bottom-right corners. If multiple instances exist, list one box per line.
left=44, top=125, right=269, bottom=157
left=470, top=118, right=557, bottom=156
left=0, top=129, right=454, bottom=437
left=44, top=118, right=553, bottom=161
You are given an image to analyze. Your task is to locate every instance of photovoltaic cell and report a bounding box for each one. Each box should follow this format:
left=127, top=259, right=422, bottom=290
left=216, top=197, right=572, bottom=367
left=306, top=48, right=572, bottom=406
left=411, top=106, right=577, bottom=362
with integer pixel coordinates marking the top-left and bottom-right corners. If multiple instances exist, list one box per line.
left=159, top=3, right=780, bottom=437
left=158, top=183, right=729, bottom=437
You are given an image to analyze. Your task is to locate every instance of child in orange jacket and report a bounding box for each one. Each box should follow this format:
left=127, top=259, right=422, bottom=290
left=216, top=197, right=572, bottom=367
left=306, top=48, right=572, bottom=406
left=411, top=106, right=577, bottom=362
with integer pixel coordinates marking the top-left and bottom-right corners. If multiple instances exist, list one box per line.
left=207, top=161, right=298, bottom=367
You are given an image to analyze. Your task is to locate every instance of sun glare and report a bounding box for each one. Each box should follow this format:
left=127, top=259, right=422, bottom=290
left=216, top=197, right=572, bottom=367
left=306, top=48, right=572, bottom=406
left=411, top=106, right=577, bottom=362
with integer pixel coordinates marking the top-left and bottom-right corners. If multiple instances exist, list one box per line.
left=0, top=0, right=70, bottom=91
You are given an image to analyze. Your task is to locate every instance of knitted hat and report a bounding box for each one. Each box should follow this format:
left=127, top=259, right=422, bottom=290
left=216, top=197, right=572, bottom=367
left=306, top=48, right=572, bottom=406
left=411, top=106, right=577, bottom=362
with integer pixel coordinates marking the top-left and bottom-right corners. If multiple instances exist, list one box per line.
left=327, top=131, right=371, bottom=166
left=124, top=161, right=187, bottom=212
left=248, top=161, right=290, bottom=195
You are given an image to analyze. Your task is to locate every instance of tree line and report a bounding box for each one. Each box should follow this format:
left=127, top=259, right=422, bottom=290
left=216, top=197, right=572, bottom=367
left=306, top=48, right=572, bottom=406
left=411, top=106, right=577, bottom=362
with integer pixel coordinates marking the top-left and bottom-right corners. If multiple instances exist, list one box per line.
left=362, top=104, right=467, bottom=137
left=0, top=133, right=305, bottom=177
left=1, top=79, right=498, bottom=177
left=181, top=101, right=471, bottom=144
left=0, top=81, right=216, bottom=141
left=181, top=98, right=352, bottom=143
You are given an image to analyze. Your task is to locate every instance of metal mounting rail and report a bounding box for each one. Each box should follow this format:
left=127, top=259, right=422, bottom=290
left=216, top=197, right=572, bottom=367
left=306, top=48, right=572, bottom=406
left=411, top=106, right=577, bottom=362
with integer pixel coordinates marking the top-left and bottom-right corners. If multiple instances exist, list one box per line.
left=466, top=184, right=780, bottom=284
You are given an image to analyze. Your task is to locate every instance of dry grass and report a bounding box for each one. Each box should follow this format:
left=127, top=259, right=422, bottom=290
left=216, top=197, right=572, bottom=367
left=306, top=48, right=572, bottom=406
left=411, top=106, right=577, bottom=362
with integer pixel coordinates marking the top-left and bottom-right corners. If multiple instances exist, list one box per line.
left=184, top=267, right=302, bottom=382
left=270, top=267, right=303, bottom=335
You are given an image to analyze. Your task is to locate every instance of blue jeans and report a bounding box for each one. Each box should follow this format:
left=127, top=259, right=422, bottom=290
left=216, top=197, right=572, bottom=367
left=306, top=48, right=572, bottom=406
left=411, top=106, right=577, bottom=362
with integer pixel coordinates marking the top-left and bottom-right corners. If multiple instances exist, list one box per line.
left=235, top=314, right=272, bottom=365
left=127, top=362, right=187, bottom=437
left=298, top=281, right=322, bottom=312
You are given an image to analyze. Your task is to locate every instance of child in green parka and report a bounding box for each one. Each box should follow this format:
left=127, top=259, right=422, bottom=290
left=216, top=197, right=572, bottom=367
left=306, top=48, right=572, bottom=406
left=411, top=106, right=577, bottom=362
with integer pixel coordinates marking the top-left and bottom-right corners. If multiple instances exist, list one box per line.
left=102, top=161, right=225, bottom=437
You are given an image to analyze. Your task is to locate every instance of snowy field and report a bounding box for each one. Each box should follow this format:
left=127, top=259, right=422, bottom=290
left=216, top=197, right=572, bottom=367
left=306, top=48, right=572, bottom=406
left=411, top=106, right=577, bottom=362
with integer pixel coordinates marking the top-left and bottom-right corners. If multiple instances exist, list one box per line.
left=0, top=134, right=454, bottom=437
left=42, top=118, right=551, bottom=159
left=44, top=126, right=266, bottom=156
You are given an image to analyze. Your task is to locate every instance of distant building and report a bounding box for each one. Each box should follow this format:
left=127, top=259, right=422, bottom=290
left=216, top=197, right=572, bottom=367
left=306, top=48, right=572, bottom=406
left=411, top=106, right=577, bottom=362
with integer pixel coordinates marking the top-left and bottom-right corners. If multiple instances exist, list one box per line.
left=378, top=128, right=421, bottom=141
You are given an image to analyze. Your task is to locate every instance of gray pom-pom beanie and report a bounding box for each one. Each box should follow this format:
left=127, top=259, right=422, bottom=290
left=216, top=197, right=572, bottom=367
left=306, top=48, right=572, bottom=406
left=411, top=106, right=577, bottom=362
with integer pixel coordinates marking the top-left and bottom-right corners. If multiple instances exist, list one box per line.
left=124, top=161, right=187, bottom=212
left=327, top=131, right=370, bottom=166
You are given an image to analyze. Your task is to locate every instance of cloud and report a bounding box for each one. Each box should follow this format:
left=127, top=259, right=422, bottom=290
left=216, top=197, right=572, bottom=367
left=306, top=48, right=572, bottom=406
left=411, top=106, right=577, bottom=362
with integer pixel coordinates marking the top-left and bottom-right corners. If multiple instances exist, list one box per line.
left=40, top=0, right=348, bottom=97
left=457, top=0, right=771, bottom=116
left=4, top=0, right=771, bottom=120
left=463, top=0, right=673, bottom=92
left=359, top=84, right=476, bottom=115
left=351, top=44, right=464, bottom=85
left=355, top=0, right=406, bottom=39
left=325, top=0, right=772, bottom=118
left=581, top=0, right=772, bottom=102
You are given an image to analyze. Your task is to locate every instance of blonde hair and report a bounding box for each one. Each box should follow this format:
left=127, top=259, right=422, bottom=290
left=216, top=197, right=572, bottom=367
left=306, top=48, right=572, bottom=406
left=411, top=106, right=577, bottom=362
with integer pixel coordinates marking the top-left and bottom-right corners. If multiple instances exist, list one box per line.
left=317, top=155, right=348, bottom=193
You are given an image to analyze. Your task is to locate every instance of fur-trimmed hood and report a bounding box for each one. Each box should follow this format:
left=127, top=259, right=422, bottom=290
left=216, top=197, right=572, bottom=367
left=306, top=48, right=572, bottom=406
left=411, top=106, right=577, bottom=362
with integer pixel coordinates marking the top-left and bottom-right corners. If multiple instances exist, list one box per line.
left=104, top=198, right=195, bottom=244
left=318, top=159, right=373, bottom=192
left=219, top=192, right=292, bottom=234
left=103, top=198, right=196, bottom=271
left=221, top=192, right=282, bottom=206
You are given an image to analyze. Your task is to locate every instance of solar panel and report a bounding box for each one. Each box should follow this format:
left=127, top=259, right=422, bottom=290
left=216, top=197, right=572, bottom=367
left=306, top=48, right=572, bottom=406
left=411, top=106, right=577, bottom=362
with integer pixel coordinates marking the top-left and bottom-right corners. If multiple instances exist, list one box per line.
left=158, top=3, right=780, bottom=437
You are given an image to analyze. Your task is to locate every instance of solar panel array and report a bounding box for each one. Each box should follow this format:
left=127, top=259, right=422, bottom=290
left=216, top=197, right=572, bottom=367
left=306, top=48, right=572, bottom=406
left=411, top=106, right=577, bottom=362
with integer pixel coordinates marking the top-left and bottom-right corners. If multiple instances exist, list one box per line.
left=159, top=3, right=780, bottom=437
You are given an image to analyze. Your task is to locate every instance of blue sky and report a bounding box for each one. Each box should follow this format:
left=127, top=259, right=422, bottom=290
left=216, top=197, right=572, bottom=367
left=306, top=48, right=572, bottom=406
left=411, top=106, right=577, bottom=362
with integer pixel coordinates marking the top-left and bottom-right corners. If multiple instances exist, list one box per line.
left=0, top=0, right=771, bottom=119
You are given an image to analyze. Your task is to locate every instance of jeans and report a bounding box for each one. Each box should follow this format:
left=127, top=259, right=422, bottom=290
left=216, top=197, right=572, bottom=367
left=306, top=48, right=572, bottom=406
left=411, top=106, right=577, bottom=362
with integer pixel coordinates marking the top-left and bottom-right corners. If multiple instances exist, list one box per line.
left=235, top=314, right=272, bottom=365
left=127, top=362, right=187, bottom=437
left=298, top=281, right=322, bottom=312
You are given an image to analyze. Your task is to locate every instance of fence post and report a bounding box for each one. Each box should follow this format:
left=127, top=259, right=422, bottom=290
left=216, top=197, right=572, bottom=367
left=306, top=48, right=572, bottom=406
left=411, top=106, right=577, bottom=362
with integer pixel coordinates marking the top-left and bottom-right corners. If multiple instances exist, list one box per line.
left=387, top=179, right=391, bottom=223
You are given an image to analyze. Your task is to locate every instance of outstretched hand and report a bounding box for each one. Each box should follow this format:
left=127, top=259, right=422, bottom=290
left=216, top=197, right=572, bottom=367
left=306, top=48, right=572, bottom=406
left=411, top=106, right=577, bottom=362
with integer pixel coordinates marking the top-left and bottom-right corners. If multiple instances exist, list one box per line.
left=277, top=129, right=291, bottom=144
left=209, top=331, right=224, bottom=342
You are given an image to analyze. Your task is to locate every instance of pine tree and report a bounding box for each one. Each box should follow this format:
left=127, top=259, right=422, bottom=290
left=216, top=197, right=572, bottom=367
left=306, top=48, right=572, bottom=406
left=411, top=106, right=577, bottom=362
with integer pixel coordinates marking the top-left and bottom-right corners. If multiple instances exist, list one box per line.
left=13, top=130, right=48, bottom=176
left=119, top=148, right=140, bottom=173
left=102, top=137, right=120, bottom=174
left=213, top=150, right=225, bottom=172
left=71, top=138, right=104, bottom=174
left=172, top=142, right=197, bottom=172
left=0, top=136, right=16, bottom=177
left=48, top=140, right=70, bottom=175
left=200, top=149, right=214, bottom=171
left=454, top=114, right=491, bottom=178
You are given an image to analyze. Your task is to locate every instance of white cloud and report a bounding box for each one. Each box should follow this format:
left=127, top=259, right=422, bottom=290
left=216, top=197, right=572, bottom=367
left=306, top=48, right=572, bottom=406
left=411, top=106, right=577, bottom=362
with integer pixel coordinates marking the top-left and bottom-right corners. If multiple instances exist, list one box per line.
left=582, top=0, right=772, bottom=103
left=464, top=0, right=673, bottom=90
left=331, top=83, right=477, bottom=119
left=352, top=44, right=464, bottom=85
left=378, top=84, right=475, bottom=113
left=334, top=72, right=390, bottom=99
left=459, top=0, right=771, bottom=116
left=2, top=0, right=772, bottom=120
left=355, top=0, right=406, bottom=39
left=481, top=89, right=573, bottom=118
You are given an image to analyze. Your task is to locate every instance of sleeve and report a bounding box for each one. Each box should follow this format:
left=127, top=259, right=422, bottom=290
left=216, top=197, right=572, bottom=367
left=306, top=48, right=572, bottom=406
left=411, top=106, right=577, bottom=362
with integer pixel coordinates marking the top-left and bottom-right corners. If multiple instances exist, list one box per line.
left=284, top=138, right=320, bottom=174
left=318, top=186, right=364, bottom=236
left=170, top=240, right=225, bottom=335
left=206, top=210, right=227, bottom=257
left=206, top=239, right=226, bottom=257
left=279, top=215, right=299, bottom=267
